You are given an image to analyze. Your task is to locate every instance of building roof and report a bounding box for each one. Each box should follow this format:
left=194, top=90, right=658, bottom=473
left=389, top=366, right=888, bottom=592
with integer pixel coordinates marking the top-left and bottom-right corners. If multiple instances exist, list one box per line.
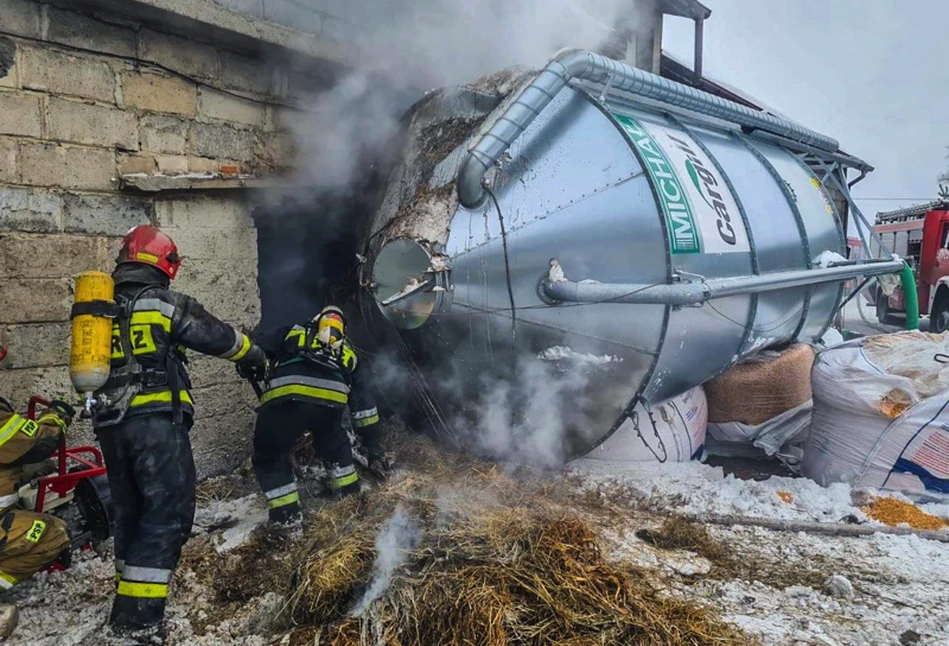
left=660, top=0, right=712, bottom=20
left=876, top=200, right=949, bottom=224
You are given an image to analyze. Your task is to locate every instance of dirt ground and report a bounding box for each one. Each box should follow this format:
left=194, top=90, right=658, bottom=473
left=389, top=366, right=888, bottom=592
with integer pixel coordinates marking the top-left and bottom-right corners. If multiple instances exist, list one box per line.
left=4, top=429, right=948, bottom=646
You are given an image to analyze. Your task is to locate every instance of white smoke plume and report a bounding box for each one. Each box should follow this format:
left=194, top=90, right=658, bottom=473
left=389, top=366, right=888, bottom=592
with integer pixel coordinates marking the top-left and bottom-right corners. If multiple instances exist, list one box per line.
left=457, top=358, right=595, bottom=467
left=284, top=0, right=633, bottom=191
left=349, top=506, right=422, bottom=616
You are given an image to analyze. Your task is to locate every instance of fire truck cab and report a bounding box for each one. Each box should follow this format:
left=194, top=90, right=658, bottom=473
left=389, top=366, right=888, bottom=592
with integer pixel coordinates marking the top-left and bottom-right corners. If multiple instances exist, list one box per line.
left=870, top=201, right=949, bottom=330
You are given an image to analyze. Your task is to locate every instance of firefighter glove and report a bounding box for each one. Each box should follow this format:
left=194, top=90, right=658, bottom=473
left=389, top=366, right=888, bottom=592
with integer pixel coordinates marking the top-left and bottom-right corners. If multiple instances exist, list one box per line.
left=50, top=400, right=76, bottom=427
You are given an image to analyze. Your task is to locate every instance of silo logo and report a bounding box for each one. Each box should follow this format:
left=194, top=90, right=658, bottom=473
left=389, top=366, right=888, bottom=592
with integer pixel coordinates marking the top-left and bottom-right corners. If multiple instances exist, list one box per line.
left=679, top=154, right=738, bottom=246
left=613, top=114, right=701, bottom=254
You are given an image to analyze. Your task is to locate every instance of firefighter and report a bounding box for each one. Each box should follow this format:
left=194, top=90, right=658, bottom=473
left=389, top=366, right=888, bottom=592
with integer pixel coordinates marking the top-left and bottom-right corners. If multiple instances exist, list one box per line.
left=252, top=305, right=387, bottom=524
left=93, top=226, right=266, bottom=640
left=0, top=346, right=73, bottom=595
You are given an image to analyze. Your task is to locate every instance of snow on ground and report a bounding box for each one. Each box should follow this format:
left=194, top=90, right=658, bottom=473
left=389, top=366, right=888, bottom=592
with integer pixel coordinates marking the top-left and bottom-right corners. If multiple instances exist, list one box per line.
left=571, top=458, right=867, bottom=522
left=192, top=494, right=269, bottom=553
left=697, top=528, right=949, bottom=646
left=5, top=494, right=272, bottom=646
left=5, top=458, right=949, bottom=645
left=573, top=458, right=949, bottom=645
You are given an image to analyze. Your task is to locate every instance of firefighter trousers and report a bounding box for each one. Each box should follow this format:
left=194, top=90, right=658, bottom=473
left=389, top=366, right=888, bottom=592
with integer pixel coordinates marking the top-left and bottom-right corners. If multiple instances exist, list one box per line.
left=97, top=413, right=196, bottom=631
left=0, top=510, right=69, bottom=590
left=253, top=401, right=357, bottom=523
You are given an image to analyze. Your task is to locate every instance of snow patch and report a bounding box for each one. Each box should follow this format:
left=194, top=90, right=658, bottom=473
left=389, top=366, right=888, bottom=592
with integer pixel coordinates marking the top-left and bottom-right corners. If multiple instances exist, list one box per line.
left=538, top=346, right=623, bottom=366
left=815, top=250, right=848, bottom=268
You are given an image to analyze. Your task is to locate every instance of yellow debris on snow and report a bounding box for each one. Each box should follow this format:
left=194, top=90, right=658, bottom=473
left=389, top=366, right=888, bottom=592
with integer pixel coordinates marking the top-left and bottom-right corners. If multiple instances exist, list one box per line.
left=862, top=497, right=948, bottom=531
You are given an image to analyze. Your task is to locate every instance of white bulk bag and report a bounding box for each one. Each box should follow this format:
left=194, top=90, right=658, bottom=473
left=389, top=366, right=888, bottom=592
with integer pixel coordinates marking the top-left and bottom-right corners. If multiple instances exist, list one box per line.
left=803, top=333, right=949, bottom=494
left=583, top=386, right=707, bottom=463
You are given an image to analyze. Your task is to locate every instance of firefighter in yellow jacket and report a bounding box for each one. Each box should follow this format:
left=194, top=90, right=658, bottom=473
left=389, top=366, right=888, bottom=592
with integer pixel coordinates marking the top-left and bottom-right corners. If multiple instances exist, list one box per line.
left=0, top=347, right=73, bottom=591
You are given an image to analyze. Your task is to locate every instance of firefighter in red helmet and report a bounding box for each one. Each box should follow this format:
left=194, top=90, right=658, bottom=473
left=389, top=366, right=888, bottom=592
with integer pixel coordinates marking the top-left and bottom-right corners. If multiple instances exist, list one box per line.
left=94, top=225, right=266, bottom=641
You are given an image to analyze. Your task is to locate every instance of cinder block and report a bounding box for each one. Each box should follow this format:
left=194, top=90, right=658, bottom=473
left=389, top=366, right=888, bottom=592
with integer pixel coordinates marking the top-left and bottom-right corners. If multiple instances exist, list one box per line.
left=0, top=137, right=16, bottom=183
left=219, top=51, right=274, bottom=96
left=173, top=253, right=259, bottom=324
left=117, top=153, right=157, bottom=176
left=198, top=87, right=266, bottom=128
left=0, top=323, right=71, bottom=368
left=0, top=187, right=63, bottom=233
left=0, top=367, right=74, bottom=412
left=161, top=226, right=257, bottom=262
left=19, top=143, right=117, bottom=191
left=0, top=37, right=16, bottom=89
left=187, top=355, right=244, bottom=389
left=140, top=115, right=189, bottom=154
left=191, top=401, right=255, bottom=478
left=0, top=233, right=100, bottom=279
left=190, top=121, right=257, bottom=162
left=139, top=29, right=218, bottom=80
left=0, top=278, right=71, bottom=323
left=47, top=97, right=139, bottom=151
left=156, top=155, right=189, bottom=173
left=192, top=382, right=257, bottom=420
left=47, top=7, right=136, bottom=58
left=62, top=193, right=153, bottom=236
left=260, top=131, right=296, bottom=169
left=0, top=91, right=41, bottom=137
left=0, top=0, right=41, bottom=38
left=268, top=105, right=302, bottom=132
left=154, top=195, right=253, bottom=229
left=20, top=47, right=115, bottom=103
left=122, top=71, right=197, bottom=116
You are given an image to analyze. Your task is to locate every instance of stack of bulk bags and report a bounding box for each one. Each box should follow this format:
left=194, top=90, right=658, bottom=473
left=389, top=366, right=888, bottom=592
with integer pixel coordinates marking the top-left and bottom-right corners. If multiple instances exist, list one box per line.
left=803, top=332, right=949, bottom=494
left=703, top=344, right=816, bottom=461
left=583, top=387, right=707, bottom=463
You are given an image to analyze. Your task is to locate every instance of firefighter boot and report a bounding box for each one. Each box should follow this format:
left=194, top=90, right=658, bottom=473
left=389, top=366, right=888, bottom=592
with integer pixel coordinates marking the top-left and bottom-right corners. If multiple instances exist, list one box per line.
left=109, top=600, right=166, bottom=644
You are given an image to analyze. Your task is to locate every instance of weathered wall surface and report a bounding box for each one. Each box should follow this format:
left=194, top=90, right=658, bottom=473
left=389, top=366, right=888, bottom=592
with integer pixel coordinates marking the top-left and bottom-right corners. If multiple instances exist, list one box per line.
left=0, top=0, right=312, bottom=476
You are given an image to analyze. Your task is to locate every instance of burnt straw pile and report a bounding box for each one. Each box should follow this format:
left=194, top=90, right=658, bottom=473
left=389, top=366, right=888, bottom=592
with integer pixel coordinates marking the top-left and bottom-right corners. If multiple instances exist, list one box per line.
left=210, top=435, right=749, bottom=646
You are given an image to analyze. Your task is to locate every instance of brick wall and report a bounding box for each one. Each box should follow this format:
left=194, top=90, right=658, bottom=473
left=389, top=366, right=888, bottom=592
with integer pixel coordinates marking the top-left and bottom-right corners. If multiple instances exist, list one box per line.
left=0, top=0, right=315, bottom=476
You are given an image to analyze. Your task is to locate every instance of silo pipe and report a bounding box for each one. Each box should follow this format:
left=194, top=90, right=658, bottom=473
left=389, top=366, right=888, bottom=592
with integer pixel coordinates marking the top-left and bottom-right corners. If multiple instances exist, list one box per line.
left=457, top=49, right=840, bottom=208
left=542, top=259, right=906, bottom=306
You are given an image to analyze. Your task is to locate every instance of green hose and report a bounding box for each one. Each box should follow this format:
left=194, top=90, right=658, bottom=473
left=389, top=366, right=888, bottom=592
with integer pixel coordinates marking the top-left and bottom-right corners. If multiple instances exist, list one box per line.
left=899, top=261, right=920, bottom=331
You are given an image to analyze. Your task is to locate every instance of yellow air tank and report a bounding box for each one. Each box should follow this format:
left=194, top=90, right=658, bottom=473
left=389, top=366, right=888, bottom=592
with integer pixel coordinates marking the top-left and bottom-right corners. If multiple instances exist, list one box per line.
left=70, top=271, right=115, bottom=411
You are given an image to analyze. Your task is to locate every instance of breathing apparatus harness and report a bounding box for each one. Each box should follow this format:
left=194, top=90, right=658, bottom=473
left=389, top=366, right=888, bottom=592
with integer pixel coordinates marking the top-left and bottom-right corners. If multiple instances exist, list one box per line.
left=271, top=308, right=354, bottom=379
left=92, top=286, right=188, bottom=427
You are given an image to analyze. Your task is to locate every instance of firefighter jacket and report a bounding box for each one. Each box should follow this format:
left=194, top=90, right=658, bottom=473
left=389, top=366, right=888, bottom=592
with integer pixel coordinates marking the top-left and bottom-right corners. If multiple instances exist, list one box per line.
left=256, top=324, right=380, bottom=431
left=0, top=404, right=67, bottom=513
left=94, top=264, right=266, bottom=427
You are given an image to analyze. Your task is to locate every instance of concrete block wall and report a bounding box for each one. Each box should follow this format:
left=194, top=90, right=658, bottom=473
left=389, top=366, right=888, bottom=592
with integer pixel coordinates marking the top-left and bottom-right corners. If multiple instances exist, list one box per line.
left=0, top=0, right=312, bottom=476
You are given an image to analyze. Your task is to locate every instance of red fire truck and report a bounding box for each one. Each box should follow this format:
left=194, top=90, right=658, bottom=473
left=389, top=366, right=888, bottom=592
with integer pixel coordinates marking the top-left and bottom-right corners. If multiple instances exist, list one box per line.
left=869, top=200, right=949, bottom=330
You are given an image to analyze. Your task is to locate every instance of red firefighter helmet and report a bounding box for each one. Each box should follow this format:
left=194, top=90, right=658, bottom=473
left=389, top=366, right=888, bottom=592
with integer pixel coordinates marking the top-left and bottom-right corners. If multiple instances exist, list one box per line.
left=116, top=226, right=182, bottom=279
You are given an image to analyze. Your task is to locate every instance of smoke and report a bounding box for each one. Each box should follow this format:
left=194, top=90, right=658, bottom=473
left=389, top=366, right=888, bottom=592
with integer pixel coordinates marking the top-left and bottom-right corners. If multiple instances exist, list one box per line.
left=283, top=0, right=632, bottom=194
left=349, top=506, right=422, bottom=616
left=455, top=357, right=596, bottom=468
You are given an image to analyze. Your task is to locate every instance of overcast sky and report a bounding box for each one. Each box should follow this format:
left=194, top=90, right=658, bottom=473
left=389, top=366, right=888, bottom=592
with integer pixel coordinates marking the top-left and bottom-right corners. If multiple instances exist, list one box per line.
left=663, top=0, right=948, bottom=221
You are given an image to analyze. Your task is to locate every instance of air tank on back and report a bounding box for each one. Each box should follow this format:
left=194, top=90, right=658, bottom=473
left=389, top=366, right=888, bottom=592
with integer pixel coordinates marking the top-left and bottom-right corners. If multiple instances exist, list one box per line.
left=361, top=50, right=903, bottom=462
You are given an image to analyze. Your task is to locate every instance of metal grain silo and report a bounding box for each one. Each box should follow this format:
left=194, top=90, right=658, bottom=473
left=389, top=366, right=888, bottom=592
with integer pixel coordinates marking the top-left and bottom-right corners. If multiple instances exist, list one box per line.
left=362, top=50, right=906, bottom=462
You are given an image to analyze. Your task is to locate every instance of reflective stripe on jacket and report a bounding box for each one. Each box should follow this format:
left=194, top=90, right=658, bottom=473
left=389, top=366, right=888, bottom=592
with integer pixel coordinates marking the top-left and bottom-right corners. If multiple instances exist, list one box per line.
left=95, top=265, right=264, bottom=426
left=257, top=324, right=375, bottom=424
left=0, top=410, right=66, bottom=512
